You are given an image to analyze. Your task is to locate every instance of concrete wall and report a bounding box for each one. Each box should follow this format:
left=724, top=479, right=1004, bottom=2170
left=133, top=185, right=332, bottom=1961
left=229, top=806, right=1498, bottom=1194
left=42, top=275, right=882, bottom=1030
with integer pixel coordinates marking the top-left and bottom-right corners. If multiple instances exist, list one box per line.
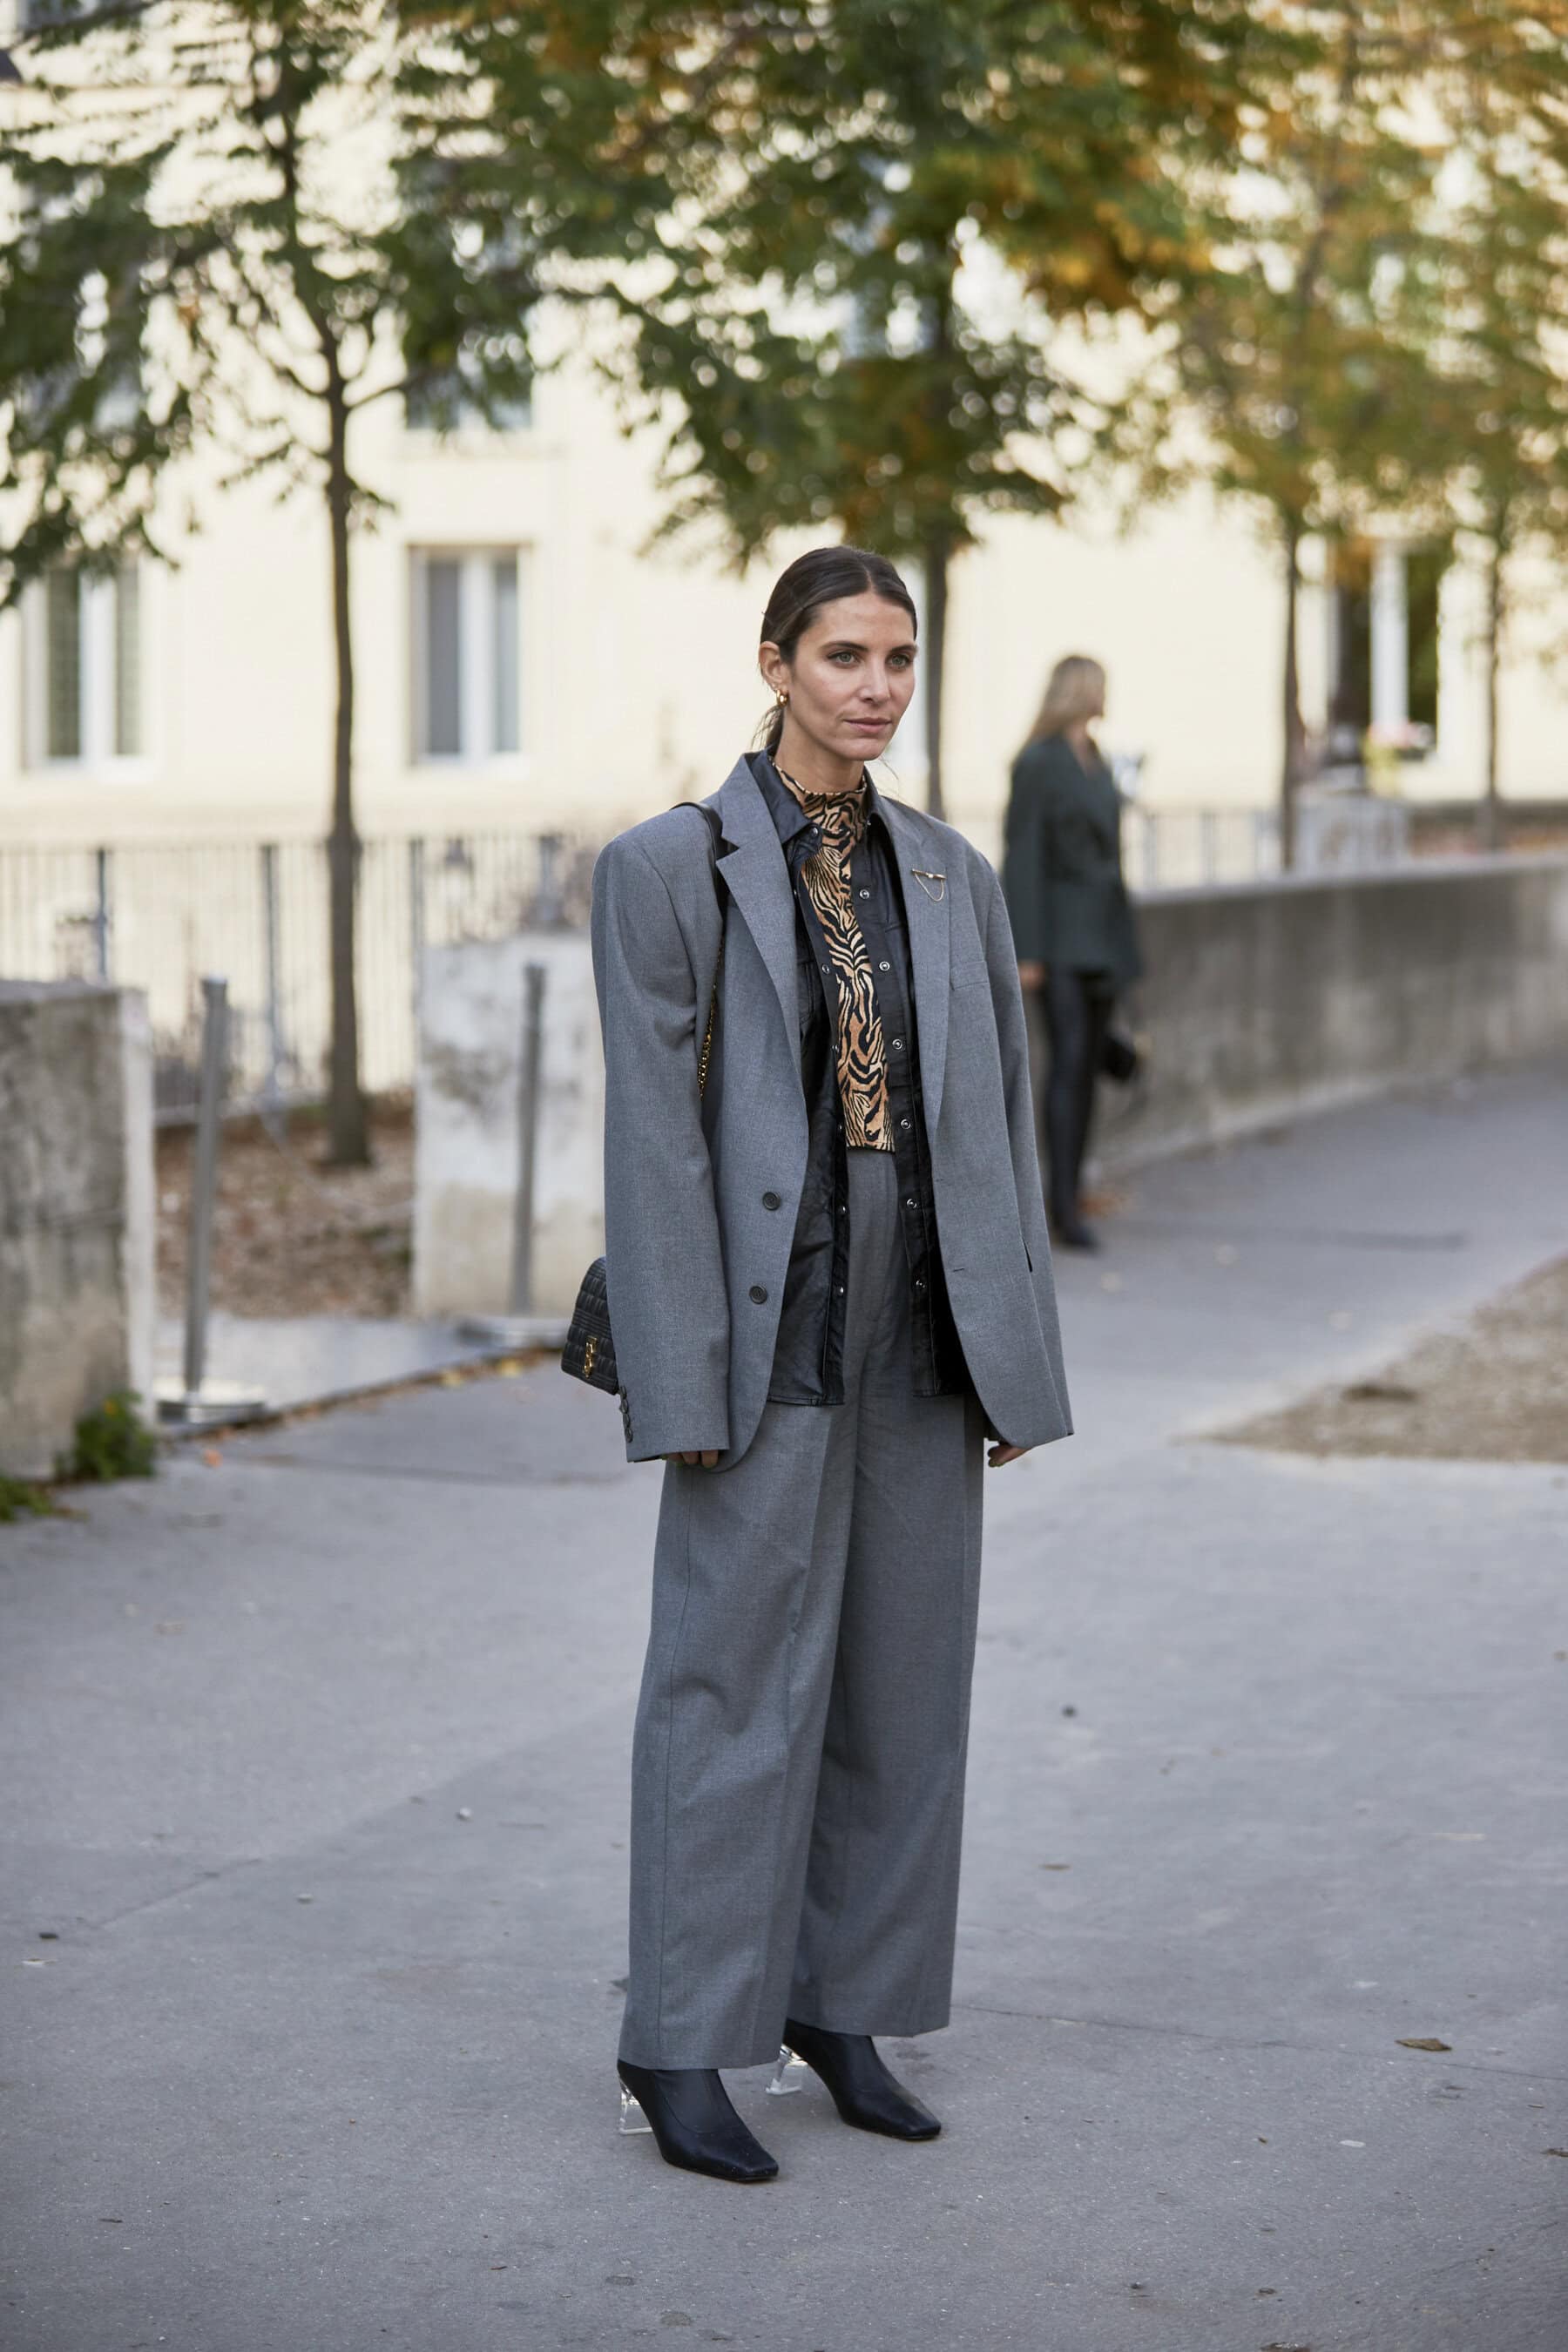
left=413, top=932, right=604, bottom=1321
left=411, top=862, right=1565, bottom=1308
left=1096, top=855, right=1568, bottom=1169
left=0, top=983, right=155, bottom=1478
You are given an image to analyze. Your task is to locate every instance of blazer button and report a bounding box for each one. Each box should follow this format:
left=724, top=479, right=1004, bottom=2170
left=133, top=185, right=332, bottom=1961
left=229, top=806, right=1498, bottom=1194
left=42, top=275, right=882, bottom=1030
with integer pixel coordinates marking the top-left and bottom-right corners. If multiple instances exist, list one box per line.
left=762, top=1191, right=781, bottom=1211
left=749, top=1283, right=768, bottom=1304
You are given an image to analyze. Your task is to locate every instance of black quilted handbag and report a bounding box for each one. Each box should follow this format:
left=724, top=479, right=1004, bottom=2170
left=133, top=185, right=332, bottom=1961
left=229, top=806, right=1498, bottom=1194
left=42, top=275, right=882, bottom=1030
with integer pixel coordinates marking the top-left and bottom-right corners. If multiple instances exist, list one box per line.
left=562, top=805, right=726, bottom=1396
left=560, top=1256, right=618, bottom=1393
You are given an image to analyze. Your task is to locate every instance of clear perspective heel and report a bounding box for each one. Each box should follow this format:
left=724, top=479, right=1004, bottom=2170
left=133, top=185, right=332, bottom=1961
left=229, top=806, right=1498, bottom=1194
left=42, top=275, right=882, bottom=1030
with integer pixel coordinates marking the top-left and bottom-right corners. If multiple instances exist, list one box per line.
left=767, top=2044, right=807, bottom=2096
left=618, top=2084, right=652, bottom=2134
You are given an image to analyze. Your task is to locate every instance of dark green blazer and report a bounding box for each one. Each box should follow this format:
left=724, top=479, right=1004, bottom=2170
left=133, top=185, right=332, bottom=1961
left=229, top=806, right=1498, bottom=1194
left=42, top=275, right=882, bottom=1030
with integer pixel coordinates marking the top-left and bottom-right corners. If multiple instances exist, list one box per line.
left=1002, top=734, right=1143, bottom=984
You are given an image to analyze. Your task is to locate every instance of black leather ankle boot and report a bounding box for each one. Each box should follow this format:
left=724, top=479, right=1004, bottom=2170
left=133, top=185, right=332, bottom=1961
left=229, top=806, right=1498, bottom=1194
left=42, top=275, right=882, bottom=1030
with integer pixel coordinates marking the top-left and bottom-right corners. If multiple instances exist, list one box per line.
left=617, top=2063, right=780, bottom=2183
left=1049, top=1204, right=1101, bottom=1252
left=781, top=2019, right=941, bottom=2140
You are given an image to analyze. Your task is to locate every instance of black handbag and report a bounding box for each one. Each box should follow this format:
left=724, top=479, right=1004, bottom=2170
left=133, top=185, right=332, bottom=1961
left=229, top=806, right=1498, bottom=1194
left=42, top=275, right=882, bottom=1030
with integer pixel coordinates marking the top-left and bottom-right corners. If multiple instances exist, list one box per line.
left=1100, top=1024, right=1141, bottom=1085
left=562, top=805, right=726, bottom=1396
left=559, top=1256, right=618, bottom=1393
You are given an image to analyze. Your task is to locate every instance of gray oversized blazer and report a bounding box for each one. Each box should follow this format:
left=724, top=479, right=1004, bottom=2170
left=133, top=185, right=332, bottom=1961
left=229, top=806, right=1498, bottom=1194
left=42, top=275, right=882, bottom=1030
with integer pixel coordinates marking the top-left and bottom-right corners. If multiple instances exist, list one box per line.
left=590, top=755, right=1073, bottom=1469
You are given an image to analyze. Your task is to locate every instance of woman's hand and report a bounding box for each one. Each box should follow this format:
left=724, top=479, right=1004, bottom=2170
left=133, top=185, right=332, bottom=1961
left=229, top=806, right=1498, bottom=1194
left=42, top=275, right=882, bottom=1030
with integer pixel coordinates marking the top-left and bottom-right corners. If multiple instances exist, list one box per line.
left=987, top=1442, right=1032, bottom=1469
left=667, top=1450, right=721, bottom=1469
left=1016, top=960, right=1044, bottom=990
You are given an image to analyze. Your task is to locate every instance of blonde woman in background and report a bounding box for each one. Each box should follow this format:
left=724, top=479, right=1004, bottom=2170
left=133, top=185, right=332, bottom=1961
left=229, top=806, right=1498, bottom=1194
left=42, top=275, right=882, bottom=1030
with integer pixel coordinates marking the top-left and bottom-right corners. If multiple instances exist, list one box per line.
left=1001, top=655, right=1142, bottom=1252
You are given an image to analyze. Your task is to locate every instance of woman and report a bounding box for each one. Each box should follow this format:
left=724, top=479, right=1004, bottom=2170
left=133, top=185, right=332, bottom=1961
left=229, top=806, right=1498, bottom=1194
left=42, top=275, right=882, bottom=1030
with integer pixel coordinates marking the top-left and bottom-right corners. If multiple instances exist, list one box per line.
left=591, top=545, right=1071, bottom=2185
left=1002, top=655, right=1142, bottom=1253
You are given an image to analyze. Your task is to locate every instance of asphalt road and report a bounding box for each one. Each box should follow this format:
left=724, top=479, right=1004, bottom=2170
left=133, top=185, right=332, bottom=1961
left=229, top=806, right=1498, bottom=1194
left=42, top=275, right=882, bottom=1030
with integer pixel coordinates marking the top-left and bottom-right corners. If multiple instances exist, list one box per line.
left=3, top=1063, right=1565, bottom=2352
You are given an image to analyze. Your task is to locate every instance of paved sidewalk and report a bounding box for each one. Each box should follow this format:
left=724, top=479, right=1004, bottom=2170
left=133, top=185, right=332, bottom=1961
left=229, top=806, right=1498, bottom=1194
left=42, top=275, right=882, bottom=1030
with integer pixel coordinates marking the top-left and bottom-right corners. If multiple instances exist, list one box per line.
left=152, top=1311, right=513, bottom=1423
left=3, top=1064, right=1565, bottom=2352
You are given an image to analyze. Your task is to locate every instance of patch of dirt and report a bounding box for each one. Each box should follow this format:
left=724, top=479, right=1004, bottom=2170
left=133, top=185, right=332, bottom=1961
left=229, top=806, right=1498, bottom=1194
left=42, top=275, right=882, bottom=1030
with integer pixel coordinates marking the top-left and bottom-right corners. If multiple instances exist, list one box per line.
left=1217, top=1255, right=1568, bottom=1466
left=157, top=1103, right=415, bottom=1321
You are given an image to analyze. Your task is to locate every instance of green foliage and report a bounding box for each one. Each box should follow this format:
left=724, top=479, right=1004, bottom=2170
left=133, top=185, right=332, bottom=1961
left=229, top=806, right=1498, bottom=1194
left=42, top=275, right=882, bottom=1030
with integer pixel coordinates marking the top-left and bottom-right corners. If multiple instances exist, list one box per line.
left=447, top=0, right=1284, bottom=807
left=57, top=1391, right=158, bottom=1485
left=611, top=0, right=1282, bottom=561
left=0, top=1476, right=57, bottom=1524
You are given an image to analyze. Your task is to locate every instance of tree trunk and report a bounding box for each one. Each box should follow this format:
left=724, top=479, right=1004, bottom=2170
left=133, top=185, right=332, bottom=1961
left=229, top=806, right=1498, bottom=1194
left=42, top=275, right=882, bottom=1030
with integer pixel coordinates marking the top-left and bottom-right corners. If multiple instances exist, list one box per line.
left=1479, top=533, right=1504, bottom=855
left=923, top=527, right=950, bottom=820
left=323, top=375, right=368, bottom=1166
left=1280, top=516, right=1308, bottom=870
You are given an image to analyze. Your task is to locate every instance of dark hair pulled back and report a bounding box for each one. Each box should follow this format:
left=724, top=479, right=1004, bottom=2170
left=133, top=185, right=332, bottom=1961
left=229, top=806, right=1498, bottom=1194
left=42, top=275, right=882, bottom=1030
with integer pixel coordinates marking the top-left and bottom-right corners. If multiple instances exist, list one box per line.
left=757, top=545, right=917, bottom=754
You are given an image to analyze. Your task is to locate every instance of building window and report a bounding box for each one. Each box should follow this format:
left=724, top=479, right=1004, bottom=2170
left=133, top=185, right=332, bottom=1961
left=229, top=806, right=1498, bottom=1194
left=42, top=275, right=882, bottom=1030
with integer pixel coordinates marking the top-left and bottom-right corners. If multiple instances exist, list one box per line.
left=34, top=562, right=143, bottom=765
left=411, top=549, right=524, bottom=762
left=1327, top=539, right=1443, bottom=757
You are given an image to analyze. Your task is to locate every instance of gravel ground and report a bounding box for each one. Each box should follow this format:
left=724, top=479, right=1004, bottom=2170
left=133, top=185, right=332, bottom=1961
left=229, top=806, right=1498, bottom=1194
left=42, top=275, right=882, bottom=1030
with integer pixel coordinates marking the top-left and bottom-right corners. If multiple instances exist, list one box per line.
left=1218, top=1253, right=1568, bottom=1465
left=156, top=1104, right=415, bottom=1321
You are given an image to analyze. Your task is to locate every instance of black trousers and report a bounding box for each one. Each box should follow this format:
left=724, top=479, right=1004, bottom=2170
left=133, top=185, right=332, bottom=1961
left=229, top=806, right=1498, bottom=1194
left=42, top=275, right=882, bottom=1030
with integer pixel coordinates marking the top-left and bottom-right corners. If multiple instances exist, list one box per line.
left=1036, top=967, right=1115, bottom=1219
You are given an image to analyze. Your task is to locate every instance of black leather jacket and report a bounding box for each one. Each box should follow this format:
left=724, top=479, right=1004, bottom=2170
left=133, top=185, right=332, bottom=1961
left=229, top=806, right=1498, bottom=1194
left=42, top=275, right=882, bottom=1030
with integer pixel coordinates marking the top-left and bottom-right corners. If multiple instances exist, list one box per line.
left=743, top=753, right=966, bottom=1405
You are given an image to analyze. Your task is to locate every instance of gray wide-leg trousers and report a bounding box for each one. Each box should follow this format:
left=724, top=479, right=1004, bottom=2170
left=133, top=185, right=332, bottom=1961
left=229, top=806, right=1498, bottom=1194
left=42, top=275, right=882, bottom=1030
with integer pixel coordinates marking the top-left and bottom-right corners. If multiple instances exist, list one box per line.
left=618, top=1148, right=986, bottom=2071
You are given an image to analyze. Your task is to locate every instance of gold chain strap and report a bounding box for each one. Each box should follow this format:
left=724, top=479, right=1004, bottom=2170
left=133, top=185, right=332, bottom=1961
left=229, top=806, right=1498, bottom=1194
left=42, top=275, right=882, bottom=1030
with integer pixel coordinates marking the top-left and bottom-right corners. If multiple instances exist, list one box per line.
left=697, top=943, right=722, bottom=1098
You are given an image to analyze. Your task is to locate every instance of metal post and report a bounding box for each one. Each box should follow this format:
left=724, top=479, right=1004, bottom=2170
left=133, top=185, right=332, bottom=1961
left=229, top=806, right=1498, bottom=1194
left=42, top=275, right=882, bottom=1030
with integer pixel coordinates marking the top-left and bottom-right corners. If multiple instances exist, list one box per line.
left=509, top=960, right=547, bottom=1315
left=183, top=976, right=228, bottom=1400
left=156, top=974, right=267, bottom=1429
left=409, top=837, right=426, bottom=1029
left=535, top=831, right=564, bottom=927
left=260, top=844, right=285, bottom=1139
left=93, top=847, right=112, bottom=981
left=1200, top=810, right=1219, bottom=885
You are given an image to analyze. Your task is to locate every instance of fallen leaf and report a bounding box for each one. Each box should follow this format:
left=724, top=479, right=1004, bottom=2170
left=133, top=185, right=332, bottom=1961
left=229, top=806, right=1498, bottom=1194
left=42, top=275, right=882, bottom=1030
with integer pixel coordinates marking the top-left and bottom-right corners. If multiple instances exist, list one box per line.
left=202, top=1449, right=223, bottom=1467
left=1397, top=2037, right=1452, bottom=2052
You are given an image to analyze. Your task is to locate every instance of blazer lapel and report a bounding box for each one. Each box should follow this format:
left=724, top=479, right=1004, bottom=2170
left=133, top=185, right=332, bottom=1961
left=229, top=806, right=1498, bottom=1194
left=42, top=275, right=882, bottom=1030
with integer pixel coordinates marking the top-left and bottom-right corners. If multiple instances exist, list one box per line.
left=882, top=799, right=951, bottom=1140
left=712, top=760, right=800, bottom=1065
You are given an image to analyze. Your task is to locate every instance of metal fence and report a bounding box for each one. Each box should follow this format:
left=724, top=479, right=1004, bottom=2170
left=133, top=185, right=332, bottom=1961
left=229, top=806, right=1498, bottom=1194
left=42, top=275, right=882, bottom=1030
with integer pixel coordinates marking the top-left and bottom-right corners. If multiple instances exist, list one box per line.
left=0, top=804, right=1395, bottom=1119
left=0, top=831, right=591, bottom=1122
left=1120, top=806, right=1281, bottom=890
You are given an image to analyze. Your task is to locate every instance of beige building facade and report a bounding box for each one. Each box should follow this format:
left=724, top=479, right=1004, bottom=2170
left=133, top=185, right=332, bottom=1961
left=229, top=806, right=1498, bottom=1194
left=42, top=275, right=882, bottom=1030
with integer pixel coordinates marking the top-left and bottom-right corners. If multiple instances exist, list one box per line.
left=4, top=344, right=1566, bottom=868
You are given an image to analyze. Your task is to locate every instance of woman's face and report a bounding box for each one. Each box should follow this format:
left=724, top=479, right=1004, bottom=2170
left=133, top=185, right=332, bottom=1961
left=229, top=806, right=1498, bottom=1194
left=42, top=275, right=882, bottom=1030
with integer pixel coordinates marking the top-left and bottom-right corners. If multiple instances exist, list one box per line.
left=760, top=591, right=918, bottom=766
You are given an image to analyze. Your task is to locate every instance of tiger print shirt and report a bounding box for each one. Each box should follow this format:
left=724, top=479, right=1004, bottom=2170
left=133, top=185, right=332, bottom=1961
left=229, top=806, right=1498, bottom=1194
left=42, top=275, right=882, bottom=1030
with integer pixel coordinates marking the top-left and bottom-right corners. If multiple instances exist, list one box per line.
left=775, top=767, right=892, bottom=1151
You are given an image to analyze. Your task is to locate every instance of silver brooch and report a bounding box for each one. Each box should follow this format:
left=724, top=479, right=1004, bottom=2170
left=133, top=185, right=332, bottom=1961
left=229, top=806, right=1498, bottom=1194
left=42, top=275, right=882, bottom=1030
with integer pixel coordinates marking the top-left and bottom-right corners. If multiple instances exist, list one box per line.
left=909, top=868, right=946, bottom=902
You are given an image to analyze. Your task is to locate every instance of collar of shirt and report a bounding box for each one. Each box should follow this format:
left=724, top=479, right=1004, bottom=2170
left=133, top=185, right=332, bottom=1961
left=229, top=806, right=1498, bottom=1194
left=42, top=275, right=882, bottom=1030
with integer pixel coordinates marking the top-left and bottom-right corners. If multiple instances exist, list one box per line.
left=748, top=750, right=891, bottom=862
